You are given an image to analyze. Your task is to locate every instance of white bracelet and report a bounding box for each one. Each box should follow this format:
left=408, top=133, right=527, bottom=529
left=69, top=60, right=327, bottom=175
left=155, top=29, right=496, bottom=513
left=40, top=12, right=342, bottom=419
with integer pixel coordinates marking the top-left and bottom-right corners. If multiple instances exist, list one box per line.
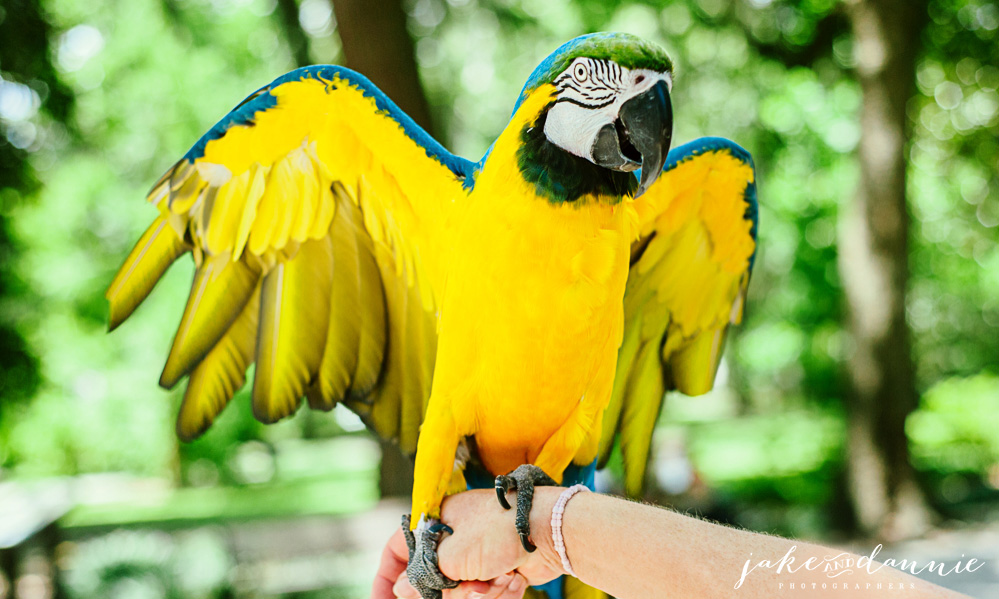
left=550, top=484, right=589, bottom=577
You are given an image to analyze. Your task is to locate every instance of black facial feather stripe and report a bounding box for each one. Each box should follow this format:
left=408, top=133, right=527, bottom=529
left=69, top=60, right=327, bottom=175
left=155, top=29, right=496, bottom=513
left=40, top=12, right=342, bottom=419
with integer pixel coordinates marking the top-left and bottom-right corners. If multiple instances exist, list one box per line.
left=554, top=58, right=626, bottom=109
left=556, top=82, right=615, bottom=102
left=557, top=80, right=586, bottom=94
left=554, top=96, right=617, bottom=110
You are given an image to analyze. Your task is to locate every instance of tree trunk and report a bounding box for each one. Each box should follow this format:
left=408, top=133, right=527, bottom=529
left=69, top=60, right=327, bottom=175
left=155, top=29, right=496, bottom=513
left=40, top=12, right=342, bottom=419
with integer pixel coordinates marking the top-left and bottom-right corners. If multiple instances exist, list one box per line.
left=838, top=0, right=934, bottom=541
left=331, top=0, right=436, bottom=135
left=275, top=0, right=313, bottom=68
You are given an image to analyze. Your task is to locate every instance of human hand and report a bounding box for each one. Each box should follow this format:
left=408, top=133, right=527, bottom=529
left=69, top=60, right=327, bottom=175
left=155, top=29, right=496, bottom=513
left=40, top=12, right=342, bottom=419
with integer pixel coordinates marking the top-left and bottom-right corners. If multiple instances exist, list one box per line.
left=371, top=489, right=567, bottom=598
left=371, top=525, right=528, bottom=599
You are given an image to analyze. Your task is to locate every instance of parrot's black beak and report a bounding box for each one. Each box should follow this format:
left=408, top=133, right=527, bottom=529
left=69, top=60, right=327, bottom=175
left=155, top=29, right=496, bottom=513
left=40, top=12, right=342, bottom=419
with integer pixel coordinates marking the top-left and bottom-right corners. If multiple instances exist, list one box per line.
left=592, top=80, right=673, bottom=198
left=621, top=80, right=672, bottom=198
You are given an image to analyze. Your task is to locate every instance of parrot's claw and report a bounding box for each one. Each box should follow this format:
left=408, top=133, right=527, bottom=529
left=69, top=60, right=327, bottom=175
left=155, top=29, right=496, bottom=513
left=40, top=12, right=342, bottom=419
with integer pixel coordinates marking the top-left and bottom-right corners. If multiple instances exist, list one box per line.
left=494, top=464, right=557, bottom=553
left=402, top=514, right=459, bottom=599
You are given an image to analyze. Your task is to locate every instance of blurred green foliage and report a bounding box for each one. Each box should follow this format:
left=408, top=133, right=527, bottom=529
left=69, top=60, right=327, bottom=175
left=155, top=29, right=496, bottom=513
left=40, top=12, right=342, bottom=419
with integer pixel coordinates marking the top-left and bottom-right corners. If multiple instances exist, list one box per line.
left=0, top=0, right=996, bottom=540
left=909, top=374, right=999, bottom=474
left=0, top=0, right=69, bottom=423
left=65, top=529, right=233, bottom=599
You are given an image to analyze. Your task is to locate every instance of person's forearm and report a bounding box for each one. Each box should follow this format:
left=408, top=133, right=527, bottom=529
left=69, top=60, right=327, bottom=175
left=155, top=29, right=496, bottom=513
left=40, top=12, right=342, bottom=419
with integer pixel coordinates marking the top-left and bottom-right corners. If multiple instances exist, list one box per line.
left=528, top=488, right=966, bottom=599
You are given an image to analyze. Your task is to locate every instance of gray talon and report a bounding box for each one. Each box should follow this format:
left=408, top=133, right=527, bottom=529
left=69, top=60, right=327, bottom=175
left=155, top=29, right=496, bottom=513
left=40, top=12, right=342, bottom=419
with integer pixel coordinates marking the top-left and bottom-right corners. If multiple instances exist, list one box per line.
left=401, top=514, right=459, bottom=599
left=493, top=464, right=557, bottom=553
left=495, top=478, right=513, bottom=509
left=402, top=514, right=417, bottom=554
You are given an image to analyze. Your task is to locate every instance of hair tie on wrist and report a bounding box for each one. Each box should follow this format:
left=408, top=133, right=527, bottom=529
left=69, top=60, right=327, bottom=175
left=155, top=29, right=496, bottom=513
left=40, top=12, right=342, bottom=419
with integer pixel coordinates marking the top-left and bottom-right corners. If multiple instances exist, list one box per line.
left=550, top=484, right=589, bottom=577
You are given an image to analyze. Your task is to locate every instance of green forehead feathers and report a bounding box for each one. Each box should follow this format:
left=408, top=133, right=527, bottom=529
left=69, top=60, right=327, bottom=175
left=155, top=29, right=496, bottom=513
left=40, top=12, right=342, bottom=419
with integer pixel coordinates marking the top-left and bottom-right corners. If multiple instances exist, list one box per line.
left=520, top=32, right=674, bottom=99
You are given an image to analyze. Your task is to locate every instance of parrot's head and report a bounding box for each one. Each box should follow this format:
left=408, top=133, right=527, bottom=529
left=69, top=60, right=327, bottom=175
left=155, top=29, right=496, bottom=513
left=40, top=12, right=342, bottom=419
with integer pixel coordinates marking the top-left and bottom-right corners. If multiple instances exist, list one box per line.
left=513, top=32, right=674, bottom=201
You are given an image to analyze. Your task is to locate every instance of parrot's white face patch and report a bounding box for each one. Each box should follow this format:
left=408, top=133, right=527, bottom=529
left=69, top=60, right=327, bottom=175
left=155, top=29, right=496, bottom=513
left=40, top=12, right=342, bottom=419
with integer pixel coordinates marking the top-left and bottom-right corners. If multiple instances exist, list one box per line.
left=543, top=57, right=672, bottom=163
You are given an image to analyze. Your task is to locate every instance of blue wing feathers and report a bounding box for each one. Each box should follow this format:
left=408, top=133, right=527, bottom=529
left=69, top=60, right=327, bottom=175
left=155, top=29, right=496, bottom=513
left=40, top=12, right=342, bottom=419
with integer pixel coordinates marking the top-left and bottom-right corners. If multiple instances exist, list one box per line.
left=182, top=85, right=277, bottom=163
left=181, top=65, right=477, bottom=183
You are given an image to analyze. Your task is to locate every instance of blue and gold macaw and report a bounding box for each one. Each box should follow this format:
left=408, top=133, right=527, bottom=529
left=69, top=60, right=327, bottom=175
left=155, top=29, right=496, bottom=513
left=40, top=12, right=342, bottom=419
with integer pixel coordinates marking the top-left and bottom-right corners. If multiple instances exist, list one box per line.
left=107, top=32, right=757, bottom=599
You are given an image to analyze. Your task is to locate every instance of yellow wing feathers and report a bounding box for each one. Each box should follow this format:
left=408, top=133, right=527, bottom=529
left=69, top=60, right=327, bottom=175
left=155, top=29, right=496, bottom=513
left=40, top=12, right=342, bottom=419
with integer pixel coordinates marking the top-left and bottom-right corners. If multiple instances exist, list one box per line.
left=310, top=188, right=386, bottom=407
left=253, top=236, right=334, bottom=423
left=601, top=142, right=757, bottom=496
left=107, top=69, right=468, bottom=442
left=106, top=215, right=189, bottom=331
left=159, top=253, right=262, bottom=389
left=178, top=288, right=259, bottom=439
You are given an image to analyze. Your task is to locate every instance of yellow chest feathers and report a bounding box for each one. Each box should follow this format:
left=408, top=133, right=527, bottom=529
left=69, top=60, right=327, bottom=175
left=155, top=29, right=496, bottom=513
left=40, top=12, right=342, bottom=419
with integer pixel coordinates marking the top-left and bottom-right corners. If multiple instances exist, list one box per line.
left=447, top=172, right=634, bottom=321
left=434, top=170, right=636, bottom=404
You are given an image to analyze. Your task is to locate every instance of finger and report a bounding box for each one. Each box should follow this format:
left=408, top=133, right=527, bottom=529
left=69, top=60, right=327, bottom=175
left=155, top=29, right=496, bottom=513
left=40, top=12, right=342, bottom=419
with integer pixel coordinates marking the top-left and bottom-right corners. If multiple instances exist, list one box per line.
left=515, top=559, right=564, bottom=588
left=373, top=529, right=410, bottom=599
left=478, top=574, right=513, bottom=599
left=498, top=573, right=528, bottom=599
left=443, top=576, right=509, bottom=599
left=393, top=571, right=420, bottom=599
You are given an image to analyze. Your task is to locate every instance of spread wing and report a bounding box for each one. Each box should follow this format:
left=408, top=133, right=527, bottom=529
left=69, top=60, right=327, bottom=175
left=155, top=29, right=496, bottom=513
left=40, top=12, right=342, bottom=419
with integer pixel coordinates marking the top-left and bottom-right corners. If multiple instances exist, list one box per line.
left=599, top=137, right=759, bottom=496
left=106, top=66, right=474, bottom=451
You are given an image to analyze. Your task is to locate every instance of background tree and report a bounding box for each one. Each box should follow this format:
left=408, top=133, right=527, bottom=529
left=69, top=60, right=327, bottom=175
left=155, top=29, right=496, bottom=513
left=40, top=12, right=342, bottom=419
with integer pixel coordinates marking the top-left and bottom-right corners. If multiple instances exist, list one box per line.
left=275, top=0, right=312, bottom=68
left=330, top=0, right=435, bottom=133
left=839, top=0, right=934, bottom=540
left=0, top=0, right=67, bottom=432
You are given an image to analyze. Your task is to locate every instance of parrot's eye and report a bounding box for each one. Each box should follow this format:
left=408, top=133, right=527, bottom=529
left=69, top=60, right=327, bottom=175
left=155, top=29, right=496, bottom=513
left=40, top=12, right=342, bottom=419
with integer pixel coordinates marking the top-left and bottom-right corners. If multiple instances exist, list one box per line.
left=573, top=63, right=588, bottom=82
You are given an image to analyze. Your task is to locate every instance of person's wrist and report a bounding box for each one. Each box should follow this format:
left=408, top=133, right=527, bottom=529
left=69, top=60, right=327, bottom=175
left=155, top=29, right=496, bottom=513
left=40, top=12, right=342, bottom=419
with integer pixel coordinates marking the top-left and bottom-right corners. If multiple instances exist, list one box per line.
left=526, top=486, right=568, bottom=576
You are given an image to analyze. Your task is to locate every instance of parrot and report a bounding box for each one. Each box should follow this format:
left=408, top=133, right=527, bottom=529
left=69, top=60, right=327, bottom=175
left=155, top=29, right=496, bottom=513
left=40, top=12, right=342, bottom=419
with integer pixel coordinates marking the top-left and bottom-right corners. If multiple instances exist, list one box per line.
left=106, top=32, right=758, bottom=599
